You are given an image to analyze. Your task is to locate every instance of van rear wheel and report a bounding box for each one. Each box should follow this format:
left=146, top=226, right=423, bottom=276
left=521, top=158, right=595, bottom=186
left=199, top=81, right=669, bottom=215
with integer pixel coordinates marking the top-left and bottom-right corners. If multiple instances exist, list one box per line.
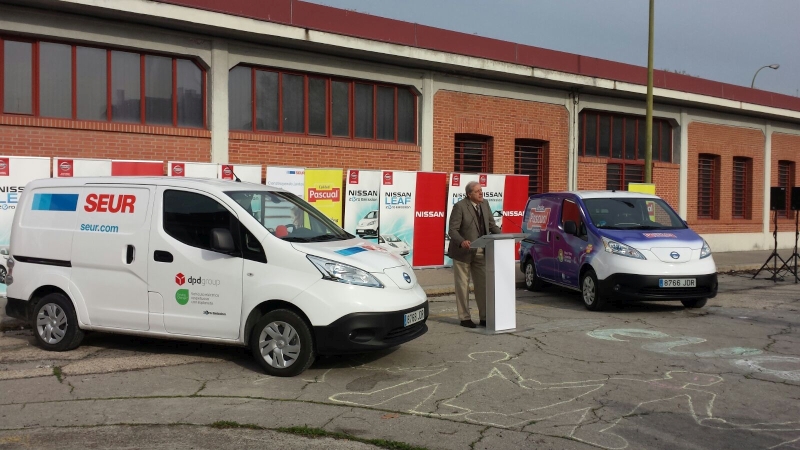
left=581, top=269, right=607, bottom=311
left=33, top=292, right=84, bottom=351
left=250, top=309, right=315, bottom=377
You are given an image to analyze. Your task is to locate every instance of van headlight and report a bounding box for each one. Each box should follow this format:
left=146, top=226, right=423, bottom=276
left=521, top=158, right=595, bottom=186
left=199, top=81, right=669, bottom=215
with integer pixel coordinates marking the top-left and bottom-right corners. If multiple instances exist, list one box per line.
left=700, top=239, right=712, bottom=259
left=602, top=237, right=646, bottom=260
left=307, top=255, right=384, bottom=288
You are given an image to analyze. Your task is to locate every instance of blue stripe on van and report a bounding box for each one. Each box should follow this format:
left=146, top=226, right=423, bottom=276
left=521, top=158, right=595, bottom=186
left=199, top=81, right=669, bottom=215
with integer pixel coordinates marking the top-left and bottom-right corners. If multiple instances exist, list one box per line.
left=336, top=246, right=367, bottom=256
left=32, top=193, right=80, bottom=211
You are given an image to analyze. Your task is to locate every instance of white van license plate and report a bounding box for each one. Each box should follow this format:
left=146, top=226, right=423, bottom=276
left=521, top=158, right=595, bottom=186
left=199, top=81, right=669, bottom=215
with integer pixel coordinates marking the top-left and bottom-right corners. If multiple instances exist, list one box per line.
left=659, top=278, right=696, bottom=288
left=404, top=308, right=425, bottom=327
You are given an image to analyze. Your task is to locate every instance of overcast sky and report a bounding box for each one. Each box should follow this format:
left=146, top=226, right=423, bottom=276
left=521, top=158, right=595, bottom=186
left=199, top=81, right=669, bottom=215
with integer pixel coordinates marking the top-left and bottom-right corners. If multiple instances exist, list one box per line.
left=304, top=0, right=799, bottom=97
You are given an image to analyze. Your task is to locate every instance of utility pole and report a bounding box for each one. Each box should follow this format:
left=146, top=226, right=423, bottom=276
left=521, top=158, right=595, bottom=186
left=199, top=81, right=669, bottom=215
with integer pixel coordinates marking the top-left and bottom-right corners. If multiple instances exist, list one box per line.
left=645, top=0, right=654, bottom=183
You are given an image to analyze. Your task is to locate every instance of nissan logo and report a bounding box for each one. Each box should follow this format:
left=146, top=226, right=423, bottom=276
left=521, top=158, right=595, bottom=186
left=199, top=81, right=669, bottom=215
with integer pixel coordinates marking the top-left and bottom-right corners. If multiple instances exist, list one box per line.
left=173, top=165, right=183, bottom=174
left=223, top=167, right=232, bottom=175
left=670, top=251, right=680, bottom=259
left=0, top=161, right=7, bottom=170
left=59, top=161, right=72, bottom=171
left=403, top=272, right=411, bottom=283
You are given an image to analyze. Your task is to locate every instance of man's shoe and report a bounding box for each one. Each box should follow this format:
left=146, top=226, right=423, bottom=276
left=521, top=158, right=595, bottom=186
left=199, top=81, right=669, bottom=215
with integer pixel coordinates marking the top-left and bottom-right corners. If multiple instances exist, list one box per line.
left=479, top=320, right=487, bottom=327
left=460, top=320, right=476, bottom=328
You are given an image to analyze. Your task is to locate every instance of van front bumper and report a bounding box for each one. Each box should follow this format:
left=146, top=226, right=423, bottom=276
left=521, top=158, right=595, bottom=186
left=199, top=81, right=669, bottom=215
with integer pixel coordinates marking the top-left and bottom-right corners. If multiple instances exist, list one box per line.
left=5, top=298, right=29, bottom=322
left=599, top=273, right=718, bottom=302
left=313, top=301, right=428, bottom=355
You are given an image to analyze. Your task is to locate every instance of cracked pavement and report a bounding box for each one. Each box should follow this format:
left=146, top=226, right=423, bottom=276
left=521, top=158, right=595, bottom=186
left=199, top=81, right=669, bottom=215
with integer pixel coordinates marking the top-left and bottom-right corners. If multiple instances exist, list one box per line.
left=1, top=273, right=799, bottom=449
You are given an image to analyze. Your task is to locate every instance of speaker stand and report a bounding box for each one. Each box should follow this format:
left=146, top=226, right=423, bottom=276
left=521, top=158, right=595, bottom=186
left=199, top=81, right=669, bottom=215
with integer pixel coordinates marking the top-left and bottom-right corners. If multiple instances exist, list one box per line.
left=753, top=209, right=788, bottom=282
left=777, top=210, right=800, bottom=283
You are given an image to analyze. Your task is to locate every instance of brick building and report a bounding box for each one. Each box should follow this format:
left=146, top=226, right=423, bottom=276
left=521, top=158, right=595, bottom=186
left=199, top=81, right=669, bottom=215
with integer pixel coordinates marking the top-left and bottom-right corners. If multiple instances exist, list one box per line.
left=1, top=0, right=799, bottom=251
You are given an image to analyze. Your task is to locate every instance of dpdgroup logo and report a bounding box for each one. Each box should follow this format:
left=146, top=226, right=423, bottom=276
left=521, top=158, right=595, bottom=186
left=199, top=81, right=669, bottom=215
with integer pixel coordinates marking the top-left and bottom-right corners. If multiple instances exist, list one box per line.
left=383, top=171, right=393, bottom=185
left=349, top=170, right=359, bottom=184
left=175, top=273, right=186, bottom=286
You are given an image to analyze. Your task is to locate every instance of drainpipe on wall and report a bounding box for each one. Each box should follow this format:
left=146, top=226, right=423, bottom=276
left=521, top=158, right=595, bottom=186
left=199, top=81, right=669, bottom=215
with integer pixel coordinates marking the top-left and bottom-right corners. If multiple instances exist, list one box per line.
left=568, top=91, right=580, bottom=190
left=210, top=38, right=229, bottom=164
left=679, top=110, right=689, bottom=219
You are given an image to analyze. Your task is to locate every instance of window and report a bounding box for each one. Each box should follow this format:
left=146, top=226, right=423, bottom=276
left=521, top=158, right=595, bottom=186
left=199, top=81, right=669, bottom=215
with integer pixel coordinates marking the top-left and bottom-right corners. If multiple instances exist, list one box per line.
left=228, top=66, right=416, bottom=144
left=561, top=199, right=583, bottom=232
left=163, top=190, right=239, bottom=253
left=778, top=160, right=795, bottom=218
left=514, top=139, right=545, bottom=196
left=606, top=163, right=644, bottom=191
left=698, top=154, right=720, bottom=219
left=0, top=37, right=206, bottom=127
left=454, top=135, right=489, bottom=173
left=732, top=157, right=752, bottom=219
left=580, top=110, right=673, bottom=189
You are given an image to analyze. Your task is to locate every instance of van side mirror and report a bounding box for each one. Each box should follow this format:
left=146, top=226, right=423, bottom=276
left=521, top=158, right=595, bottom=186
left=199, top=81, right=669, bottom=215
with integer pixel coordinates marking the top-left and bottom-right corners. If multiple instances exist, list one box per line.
left=563, top=220, right=577, bottom=236
left=211, top=228, right=236, bottom=253
left=0, top=248, right=8, bottom=256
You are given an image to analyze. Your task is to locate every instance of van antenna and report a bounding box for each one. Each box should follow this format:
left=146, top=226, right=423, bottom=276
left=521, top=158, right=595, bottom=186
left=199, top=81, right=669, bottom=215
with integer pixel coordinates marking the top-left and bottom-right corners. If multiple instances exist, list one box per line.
left=232, top=171, right=242, bottom=182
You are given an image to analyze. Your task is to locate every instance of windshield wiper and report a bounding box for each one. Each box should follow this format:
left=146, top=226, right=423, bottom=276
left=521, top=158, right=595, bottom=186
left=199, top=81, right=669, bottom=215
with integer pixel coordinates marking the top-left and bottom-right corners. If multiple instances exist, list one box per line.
left=308, top=234, right=343, bottom=242
left=282, top=236, right=311, bottom=242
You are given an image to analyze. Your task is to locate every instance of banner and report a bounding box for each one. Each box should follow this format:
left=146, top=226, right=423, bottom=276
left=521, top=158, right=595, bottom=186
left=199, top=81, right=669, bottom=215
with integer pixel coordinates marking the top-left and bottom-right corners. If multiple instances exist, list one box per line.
left=0, top=157, right=51, bottom=294
left=169, top=162, right=217, bottom=178
left=266, top=166, right=305, bottom=197
left=502, top=175, right=530, bottom=259
left=54, top=158, right=112, bottom=177
left=344, top=169, right=380, bottom=243
left=379, top=170, right=416, bottom=264
left=305, top=168, right=343, bottom=226
left=444, top=173, right=479, bottom=266
left=111, top=160, right=163, bottom=176
left=220, top=164, right=262, bottom=184
left=410, top=172, right=447, bottom=267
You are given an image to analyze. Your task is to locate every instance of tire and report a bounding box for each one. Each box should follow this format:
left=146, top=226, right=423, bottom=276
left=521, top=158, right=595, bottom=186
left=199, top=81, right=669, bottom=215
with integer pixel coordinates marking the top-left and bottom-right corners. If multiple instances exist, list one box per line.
left=681, top=298, right=707, bottom=308
left=250, top=309, right=315, bottom=377
left=523, top=260, right=544, bottom=291
left=581, top=269, right=607, bottom=311
left=0, top=266, right=6, bottom=284
left=32, top=292, right=84, bottom=351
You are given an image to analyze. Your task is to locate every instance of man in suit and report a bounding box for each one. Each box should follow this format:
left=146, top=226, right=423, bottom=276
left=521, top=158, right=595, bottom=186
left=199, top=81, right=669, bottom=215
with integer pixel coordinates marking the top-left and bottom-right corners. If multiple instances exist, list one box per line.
left=447, top=180, right=501, bottom=328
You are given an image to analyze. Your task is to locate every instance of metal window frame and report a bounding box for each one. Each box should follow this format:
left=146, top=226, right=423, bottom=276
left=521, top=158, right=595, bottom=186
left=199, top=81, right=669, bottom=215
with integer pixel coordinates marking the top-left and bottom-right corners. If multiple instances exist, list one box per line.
left=732, top=157, right=751, bottom=219
left=454, top=134, right=489, bottom=173
left=698, top=154, right=718, bottom=219
left=579, top=110, right=672, bottom=163
left=514, top=139, right=545, bottom=196
left=778, top=160, right=795, bottom=218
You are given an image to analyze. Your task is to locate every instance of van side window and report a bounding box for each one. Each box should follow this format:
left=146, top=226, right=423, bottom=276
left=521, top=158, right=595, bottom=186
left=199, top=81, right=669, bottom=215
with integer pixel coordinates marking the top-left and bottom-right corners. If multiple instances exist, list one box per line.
left=163, top=190, right=240, bottom=254
left=561, top=199, right=586, bottom=238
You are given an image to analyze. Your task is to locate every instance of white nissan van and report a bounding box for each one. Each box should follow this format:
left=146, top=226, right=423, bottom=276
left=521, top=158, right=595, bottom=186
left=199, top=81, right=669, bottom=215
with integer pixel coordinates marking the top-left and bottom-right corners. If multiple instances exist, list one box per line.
left=5, top=178, right=428, bottom=376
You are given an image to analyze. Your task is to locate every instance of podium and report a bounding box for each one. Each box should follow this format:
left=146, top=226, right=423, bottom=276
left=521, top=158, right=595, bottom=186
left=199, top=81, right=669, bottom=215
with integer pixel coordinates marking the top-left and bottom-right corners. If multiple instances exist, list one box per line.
left=470, top=233, right=527, bottom=333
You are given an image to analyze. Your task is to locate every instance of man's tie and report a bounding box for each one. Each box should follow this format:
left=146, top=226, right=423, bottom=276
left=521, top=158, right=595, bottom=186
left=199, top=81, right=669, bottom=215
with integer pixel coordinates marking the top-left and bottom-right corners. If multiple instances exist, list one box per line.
left=476, top=205, right=486, bottom=236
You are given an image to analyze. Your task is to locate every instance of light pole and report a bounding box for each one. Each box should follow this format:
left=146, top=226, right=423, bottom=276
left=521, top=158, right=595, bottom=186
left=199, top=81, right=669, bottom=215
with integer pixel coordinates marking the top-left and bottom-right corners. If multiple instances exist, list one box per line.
left=751, top=64, right=780, bottom=88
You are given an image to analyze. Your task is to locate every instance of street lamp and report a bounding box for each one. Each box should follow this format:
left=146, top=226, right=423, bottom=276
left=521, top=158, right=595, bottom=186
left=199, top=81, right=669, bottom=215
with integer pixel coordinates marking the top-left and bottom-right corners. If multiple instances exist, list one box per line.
left=751, top=64, right=780, bottom=88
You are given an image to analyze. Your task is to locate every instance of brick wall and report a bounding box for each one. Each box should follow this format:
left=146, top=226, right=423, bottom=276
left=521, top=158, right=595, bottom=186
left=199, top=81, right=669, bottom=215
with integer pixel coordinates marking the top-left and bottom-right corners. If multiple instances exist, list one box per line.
left=771, top=132, right=800, bottom=232
left=229, top=133, right=420, bottom=182
left=653, top=162, right=680, bottom=209
left=687, top=122, right=764, bottom=234
left=0, top=117, right=211, bottom=174
left=432, top=91, right=569, bottom=191
left=577, top=157, right=607, bottom=190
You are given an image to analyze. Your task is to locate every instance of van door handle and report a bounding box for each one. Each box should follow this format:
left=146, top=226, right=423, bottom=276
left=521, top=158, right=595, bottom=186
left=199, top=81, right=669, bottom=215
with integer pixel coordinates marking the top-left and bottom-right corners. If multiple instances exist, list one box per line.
left=154, top=250, right=173, bottom=263
left=126, top=245, right=135, bottom=264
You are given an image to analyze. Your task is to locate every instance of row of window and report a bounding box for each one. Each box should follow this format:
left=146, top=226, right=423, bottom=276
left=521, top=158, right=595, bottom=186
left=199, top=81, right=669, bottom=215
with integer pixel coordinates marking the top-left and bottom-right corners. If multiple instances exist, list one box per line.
left=454, top=135, right=546, bottom=197
left=2, top=38, right=205, bottom=127
left=228, top=67, right=417, bottom=143
left=580, top=111, right=673, bottom=163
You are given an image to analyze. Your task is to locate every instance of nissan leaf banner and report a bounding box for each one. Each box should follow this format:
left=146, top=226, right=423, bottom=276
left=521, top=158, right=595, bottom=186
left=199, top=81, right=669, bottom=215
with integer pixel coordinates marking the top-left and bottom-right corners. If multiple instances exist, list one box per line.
left=444, top=172, right=529, bottom=266
left=0, top=156, right=51, bottom=294
left=344, top=169, right=381, bottom=244
left=304, top=168, right=343, bottom=226
left=379, top=170, right=447, bottom=267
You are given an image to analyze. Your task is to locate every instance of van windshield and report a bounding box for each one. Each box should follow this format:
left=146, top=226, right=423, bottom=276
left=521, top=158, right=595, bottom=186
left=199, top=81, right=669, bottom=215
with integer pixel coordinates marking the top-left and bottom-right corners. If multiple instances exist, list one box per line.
left=226, top=190, right=352, bottom=242
left=583, top=197, right=686, bottom=230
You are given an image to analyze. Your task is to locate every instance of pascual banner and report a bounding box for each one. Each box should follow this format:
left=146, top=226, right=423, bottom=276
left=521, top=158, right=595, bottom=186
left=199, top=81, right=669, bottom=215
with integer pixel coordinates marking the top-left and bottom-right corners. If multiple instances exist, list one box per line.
left=305, top=168, right=343, bottom=226
left=266, top=166, right=304, bottom=197
left=0, top=157, right=51, bottom=294
left=344, top=169, right=380, bottom=243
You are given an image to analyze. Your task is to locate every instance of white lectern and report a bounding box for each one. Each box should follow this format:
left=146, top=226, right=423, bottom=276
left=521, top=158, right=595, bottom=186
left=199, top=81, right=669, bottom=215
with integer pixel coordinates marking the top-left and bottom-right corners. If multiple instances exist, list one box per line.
left=470, top=233, right=527, bottom=333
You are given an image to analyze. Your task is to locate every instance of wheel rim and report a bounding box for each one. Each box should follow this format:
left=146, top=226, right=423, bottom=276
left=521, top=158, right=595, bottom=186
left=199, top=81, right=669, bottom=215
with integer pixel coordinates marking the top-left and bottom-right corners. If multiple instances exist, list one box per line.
left=582, top=277, right=596, bottom=306
left=258, top=321, right=301, bottom=369
left=36, top=303, right=68, bottom=344
left=525, top=263, right=534, bottom=287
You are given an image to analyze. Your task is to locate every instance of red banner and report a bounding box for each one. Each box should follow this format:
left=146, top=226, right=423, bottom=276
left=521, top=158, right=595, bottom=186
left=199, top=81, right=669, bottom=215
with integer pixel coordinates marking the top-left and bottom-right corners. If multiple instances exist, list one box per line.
left=412, top=172, right=447, bottom=267
left=501, top=174, right=529, bottom=260
left=0, top=158, right=9, bottom=176
left=111, top=160, right=164, bottom=176
left=57, top=159, right=74, bottom=177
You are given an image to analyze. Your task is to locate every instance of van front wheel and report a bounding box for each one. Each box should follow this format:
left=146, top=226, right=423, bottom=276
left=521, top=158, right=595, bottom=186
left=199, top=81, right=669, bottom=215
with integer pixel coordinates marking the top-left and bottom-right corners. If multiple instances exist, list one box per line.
left=524, top=261, right=544, bottom=291
left=33, top=293, right=84, bottom=351
left=250, top=309, right=315, bottom=377
left=581, top=270, right=607, bottom=311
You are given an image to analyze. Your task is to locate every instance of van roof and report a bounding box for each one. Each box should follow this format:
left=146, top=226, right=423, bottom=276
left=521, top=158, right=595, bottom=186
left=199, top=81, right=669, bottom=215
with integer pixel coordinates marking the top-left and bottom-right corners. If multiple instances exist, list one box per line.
left=24, top=177, right=282, bottom=193
left=535, top=190, right=661, bottom=200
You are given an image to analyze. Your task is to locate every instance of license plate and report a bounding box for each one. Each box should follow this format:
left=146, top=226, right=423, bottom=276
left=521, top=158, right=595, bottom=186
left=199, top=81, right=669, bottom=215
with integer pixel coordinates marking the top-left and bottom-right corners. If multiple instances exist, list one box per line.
left=659, top=278, right=696, bottom=288
left=404, top=307, right=425, bottom=327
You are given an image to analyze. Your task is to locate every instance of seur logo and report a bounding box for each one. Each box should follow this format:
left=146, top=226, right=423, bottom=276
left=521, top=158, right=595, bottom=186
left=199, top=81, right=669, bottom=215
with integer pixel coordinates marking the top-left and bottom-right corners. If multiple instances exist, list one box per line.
left=175, top=273, right=186, bottom=286
left=84, top=193, right=136, bottom=213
